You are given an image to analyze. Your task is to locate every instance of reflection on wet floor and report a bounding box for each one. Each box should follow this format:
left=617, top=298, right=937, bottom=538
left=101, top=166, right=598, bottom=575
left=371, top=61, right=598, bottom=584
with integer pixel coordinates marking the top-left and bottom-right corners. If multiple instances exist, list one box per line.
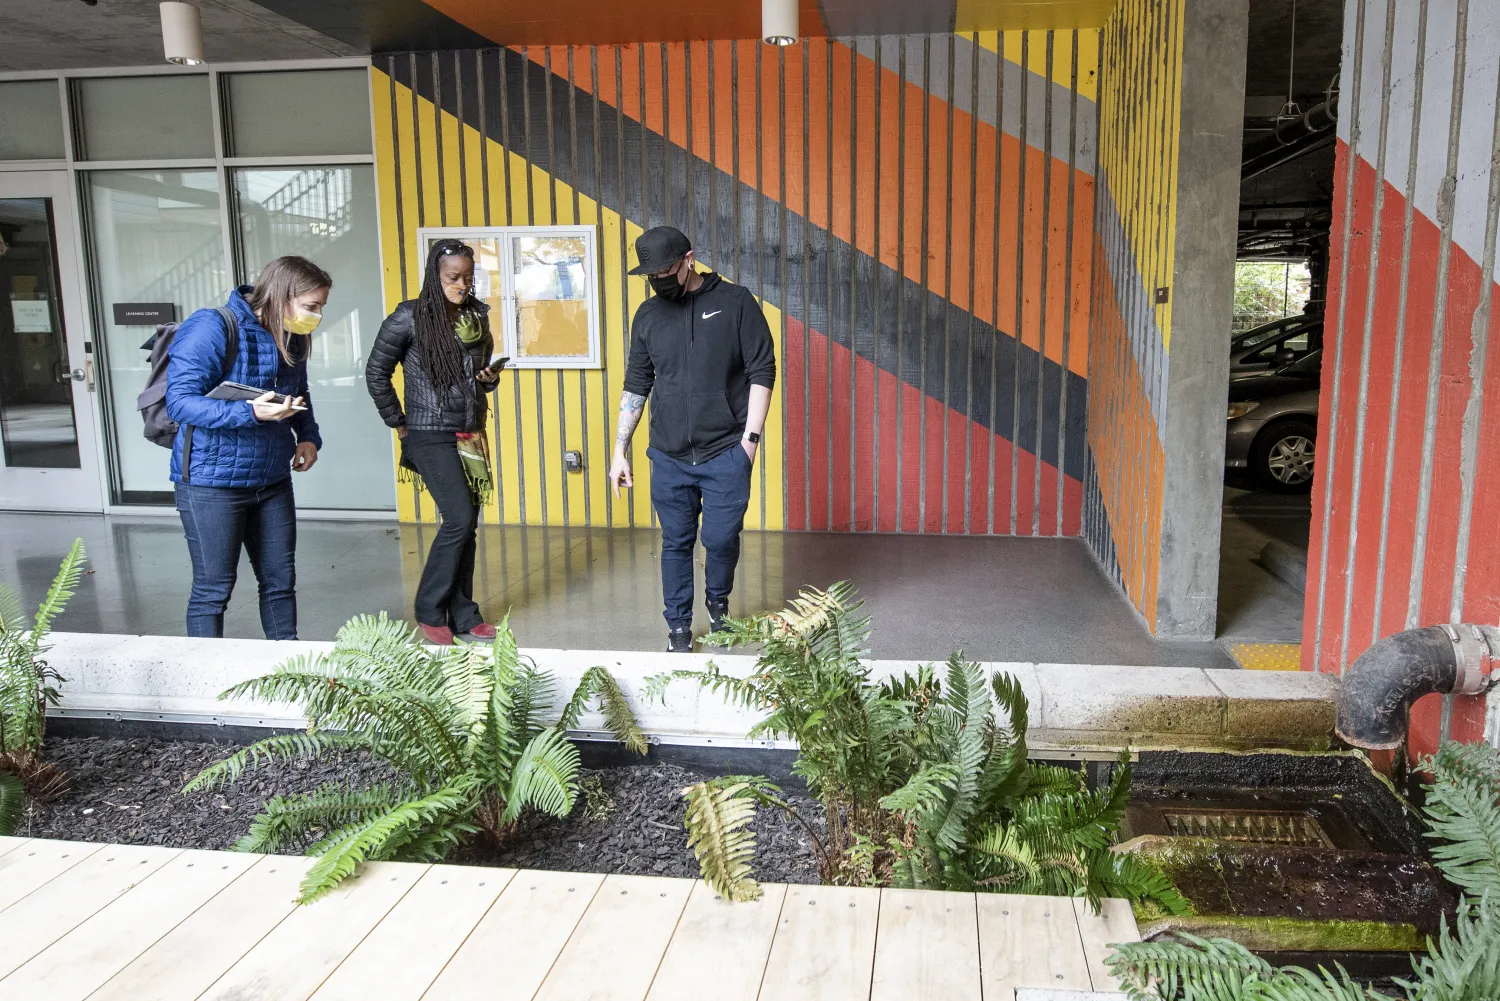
left=0, top=511, right=1234, bottom=667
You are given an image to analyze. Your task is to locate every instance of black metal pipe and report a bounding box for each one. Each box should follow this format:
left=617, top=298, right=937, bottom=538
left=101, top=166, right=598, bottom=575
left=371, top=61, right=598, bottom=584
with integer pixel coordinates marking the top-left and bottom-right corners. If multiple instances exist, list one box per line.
left=1242, top=131, right=1336, bottom=182
left=1336, top=624, right=1500, bottom=750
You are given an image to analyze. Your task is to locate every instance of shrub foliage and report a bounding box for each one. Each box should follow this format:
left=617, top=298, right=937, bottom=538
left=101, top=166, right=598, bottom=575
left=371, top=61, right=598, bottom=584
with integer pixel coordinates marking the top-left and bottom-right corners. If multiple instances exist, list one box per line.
left=189, top=614, right=645, bottom=902
left=0, top=538, right=84, bottom=831
left=648, top=582, right=1188, bottom=912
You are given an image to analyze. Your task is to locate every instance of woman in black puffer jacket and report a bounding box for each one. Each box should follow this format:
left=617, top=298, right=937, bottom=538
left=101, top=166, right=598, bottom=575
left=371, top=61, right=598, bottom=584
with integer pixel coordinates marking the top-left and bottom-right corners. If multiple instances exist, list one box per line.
left=366, top=239, right=506, bottom=645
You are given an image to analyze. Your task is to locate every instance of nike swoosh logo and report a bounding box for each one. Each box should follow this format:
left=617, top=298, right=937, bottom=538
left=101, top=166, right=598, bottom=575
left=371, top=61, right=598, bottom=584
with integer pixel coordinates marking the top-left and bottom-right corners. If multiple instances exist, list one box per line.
left=701, top=310, right=722, bottom=319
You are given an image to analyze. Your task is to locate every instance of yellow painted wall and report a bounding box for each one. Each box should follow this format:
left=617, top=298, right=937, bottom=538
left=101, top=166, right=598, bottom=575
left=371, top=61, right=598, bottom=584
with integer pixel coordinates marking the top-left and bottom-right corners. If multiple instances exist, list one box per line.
left=372, top=65, right=785, bottom=529
left=1082, top=0, right=1183, bottom=630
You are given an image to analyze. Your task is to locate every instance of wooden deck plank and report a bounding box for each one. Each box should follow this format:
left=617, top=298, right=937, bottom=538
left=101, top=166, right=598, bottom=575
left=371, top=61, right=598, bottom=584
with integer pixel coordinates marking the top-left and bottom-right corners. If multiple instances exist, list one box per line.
left=88, top=855, right=315, bottom=1001
left=645, top=881, right=787, bottom=1001
left=194, top=860, right=426, bottom=1001
left=0, top=848, right=260, bottom=1001
left=1073, top=897, right=1142, bottom=991
left=309, top=864, right=515, bottom=1001
left=421, top=868, right=605, bottom=1001
left=0, top=837, right=1145, bottom=1001
left=0, top=838, right=100, bottom=912
left=976, top=894, right=1094, bottom=994
left=756, top=884, right=880, bottom=1001
left=870, top=888, right=982, bottom=1001
left=0, top=844, right=180, bottom=979
left=532, top=873, right=694, bottom=1001
left=0, top=836, right=32, bottom=858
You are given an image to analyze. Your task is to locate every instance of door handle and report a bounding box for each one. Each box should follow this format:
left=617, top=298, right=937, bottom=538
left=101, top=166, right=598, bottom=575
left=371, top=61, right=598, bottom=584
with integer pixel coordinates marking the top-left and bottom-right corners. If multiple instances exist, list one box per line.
left=68, top=368, right=85, bottom=382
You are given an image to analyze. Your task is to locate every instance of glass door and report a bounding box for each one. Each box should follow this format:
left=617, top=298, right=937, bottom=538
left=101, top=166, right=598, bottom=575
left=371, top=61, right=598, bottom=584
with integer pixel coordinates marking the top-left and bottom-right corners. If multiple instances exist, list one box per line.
left=0, top=171, right=104, bottom=511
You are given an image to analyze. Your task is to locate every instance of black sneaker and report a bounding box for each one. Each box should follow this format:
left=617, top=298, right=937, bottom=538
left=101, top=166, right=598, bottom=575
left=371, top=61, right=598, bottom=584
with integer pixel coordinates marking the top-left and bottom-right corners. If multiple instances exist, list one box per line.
left=707, top=599, right=730, bottom=635
left=667, top=627, right=694, bottom=653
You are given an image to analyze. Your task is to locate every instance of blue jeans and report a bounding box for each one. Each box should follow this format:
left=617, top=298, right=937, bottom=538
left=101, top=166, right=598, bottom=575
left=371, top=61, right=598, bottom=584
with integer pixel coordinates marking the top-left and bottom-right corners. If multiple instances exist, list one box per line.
left=649, top=444, right=753, bottom=630
left=175, top=478, right=298, bottom=639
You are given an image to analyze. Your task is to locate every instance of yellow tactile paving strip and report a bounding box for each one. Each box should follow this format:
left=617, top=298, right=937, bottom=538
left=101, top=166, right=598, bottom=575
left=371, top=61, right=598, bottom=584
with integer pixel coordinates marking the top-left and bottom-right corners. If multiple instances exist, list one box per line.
left=1230, top=643, right=1303, bottom=671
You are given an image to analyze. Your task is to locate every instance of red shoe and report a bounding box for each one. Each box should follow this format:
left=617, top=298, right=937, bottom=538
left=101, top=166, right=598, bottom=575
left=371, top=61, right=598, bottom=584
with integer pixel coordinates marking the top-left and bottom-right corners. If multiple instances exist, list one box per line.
left=465, top=623, right=498, bottom=640
left=420, top=624, right=456, bottom=646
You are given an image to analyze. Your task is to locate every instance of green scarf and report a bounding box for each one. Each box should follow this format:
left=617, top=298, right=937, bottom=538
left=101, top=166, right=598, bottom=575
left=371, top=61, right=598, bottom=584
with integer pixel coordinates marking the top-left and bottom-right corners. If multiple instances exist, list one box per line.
left=398, top=432, right=493, bottom=507
left=454, top=309, right=485, bottom=346
left=397, top=310, right=494, bottom=506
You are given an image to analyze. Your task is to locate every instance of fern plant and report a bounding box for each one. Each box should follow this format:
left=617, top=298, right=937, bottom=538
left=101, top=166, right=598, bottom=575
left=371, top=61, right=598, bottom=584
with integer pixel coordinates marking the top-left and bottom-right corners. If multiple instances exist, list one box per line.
left=187, top=613, right=646, bottom=902
left=1420, top=739, right=1500, bottom=898
left=1106, top=739, right=1500, bottom=1000
left=1108, top=898, right=1500, bottom=1001
left=0, top=538, right=85, bottom=828
left=0, top=771, right=23, bottom=837
left=651, top=583, right=1187, bottom=913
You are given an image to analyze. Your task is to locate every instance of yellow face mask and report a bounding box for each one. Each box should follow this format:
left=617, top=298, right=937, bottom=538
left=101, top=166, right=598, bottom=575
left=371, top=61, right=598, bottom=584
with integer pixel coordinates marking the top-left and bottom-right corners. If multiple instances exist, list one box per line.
left=285, top=310, right=322, bottom=336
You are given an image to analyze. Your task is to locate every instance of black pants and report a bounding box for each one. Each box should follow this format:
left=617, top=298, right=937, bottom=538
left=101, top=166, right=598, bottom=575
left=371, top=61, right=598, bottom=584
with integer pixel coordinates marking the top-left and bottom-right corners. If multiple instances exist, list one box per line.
left=404, top=431, right=483, bottom=632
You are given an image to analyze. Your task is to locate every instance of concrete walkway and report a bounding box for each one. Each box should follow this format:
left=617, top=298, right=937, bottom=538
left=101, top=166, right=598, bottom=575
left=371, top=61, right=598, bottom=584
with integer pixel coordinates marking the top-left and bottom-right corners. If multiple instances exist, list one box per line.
left=0, top=511, right=1238, bottom=668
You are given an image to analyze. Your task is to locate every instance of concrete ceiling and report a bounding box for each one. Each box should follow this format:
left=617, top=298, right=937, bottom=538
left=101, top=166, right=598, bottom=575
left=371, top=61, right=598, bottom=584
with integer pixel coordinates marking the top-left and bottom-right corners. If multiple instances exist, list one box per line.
left=1245, top=0, right=1343, bottom=112
left=1239, top=0, right=1344, bottom=261
left=0, top=0, right=357, bottom=72
left=1, top=0, right=1341, bottom=261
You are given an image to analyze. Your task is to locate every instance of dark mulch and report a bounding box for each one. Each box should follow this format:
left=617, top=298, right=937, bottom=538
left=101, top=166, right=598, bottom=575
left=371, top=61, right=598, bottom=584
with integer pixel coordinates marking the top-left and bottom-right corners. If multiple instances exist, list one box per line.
left=15, top=737, right=825, bottom=886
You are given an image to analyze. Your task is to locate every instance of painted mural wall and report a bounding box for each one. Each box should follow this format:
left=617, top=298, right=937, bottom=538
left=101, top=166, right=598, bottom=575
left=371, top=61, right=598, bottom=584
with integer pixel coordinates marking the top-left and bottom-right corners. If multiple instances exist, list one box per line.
left=1307, top=0, right=1500, bottom=755
left=371, top=33, right=1099, bottom=534
left=1083, top=0, right=1183, bottom=628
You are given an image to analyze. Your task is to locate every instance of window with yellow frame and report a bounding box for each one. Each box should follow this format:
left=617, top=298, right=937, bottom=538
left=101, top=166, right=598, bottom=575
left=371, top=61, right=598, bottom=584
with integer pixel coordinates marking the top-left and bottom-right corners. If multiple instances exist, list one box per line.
left=415, top=225, right=601, bottom=369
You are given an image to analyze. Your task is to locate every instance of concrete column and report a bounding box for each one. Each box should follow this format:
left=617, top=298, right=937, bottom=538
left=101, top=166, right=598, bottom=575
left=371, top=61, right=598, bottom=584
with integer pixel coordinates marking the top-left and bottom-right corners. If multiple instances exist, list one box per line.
left=1155, top=0, right=1249, bottom=638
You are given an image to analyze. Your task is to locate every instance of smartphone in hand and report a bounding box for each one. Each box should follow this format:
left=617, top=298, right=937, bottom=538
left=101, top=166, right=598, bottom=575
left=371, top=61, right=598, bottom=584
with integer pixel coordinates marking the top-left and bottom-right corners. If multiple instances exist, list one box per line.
left=481, top=354, right=510, bottom=378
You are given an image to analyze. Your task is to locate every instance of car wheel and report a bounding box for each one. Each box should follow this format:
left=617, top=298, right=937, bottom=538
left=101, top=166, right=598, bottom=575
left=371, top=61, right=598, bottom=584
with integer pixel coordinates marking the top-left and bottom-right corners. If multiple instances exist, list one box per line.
left=1252, top=419, right=1317, bottom=492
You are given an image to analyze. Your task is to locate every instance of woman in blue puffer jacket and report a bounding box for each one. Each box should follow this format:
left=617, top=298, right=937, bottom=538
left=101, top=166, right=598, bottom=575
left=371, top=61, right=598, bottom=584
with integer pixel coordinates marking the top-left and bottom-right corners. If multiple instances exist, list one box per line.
left=165, top=255, right=331, bottom=640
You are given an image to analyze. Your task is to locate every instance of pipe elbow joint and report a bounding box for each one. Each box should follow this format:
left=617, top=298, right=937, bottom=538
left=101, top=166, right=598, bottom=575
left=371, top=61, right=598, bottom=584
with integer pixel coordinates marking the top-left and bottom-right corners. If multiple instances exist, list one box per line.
left=1335, top=624, right=1500, bottom=751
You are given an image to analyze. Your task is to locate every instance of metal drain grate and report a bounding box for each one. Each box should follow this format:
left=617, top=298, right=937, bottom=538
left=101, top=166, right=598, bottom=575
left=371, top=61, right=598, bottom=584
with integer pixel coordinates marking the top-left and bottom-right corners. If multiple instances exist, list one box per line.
left=1161, top=809, right=1335, bottom=847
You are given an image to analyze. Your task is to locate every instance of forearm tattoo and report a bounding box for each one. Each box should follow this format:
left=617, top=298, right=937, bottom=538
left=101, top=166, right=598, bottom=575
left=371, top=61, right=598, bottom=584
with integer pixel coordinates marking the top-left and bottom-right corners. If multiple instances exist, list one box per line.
left=616, top=391, right=647, bottom=449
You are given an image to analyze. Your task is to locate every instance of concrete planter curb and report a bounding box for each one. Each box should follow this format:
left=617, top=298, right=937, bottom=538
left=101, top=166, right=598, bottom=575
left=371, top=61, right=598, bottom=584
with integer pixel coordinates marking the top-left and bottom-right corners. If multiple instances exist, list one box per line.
left=43, top=632, right=1339, bottom=752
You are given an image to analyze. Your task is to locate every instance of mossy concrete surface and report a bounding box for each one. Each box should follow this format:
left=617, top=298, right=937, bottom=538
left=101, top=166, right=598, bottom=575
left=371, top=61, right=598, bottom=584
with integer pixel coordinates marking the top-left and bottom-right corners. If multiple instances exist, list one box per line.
left=1121, top=835, right=1456, bottom=951
left=1134, top=915, right=1427, bottom=953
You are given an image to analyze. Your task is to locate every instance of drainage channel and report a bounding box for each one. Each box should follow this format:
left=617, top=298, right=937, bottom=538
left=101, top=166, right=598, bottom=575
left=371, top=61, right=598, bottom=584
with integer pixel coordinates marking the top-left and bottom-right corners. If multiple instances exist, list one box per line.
left=1121, top=750, right=1452, bottom=985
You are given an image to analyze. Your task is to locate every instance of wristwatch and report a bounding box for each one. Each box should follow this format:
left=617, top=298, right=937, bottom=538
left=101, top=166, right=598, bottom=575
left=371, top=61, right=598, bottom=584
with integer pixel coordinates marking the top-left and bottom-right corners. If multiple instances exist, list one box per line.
left=743, top=431, right=761, bottom=444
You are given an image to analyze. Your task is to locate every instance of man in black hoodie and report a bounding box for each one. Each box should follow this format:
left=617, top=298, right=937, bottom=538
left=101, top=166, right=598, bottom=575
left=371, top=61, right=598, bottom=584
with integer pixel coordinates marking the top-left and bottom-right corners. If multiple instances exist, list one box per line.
left=610, top=226, right=776, bottom=652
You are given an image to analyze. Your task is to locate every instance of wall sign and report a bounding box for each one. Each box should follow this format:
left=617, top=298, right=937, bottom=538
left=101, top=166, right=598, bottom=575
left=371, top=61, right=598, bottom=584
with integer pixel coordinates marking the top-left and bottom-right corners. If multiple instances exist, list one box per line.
left=112, top=302, right=177, bottom=326
left=10, top=299, right=51, bottom=333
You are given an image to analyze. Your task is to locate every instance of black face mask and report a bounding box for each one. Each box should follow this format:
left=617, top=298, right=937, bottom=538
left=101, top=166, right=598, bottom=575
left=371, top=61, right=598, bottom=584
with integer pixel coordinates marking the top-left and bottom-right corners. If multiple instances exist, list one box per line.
left=649, top=273, right=688, bottom=302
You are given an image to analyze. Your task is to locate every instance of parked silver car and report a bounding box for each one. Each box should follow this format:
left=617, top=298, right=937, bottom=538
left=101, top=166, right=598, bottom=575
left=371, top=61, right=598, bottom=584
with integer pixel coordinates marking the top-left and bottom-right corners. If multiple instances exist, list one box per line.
left=1225, top=348, right=1321, bottom=491
left=1230, top=313, right=1322, bottom=378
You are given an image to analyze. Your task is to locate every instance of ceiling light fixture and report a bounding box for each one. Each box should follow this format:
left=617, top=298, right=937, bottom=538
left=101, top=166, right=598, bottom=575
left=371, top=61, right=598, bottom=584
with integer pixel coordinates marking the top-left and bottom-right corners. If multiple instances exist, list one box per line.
left=762, top=0, right=797, bottom=46
left=160, top=2, right=206, bottom=65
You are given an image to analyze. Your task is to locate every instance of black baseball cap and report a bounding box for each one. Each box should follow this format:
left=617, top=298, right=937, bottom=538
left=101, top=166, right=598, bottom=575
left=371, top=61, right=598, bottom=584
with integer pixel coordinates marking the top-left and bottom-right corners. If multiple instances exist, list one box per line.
left=628, top=225, right=692, bottom=275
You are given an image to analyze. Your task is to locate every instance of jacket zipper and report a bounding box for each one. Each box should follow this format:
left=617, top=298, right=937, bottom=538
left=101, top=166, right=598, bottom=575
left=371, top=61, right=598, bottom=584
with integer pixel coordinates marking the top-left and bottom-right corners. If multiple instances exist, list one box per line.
left=686, top=302, right=698, bottom=465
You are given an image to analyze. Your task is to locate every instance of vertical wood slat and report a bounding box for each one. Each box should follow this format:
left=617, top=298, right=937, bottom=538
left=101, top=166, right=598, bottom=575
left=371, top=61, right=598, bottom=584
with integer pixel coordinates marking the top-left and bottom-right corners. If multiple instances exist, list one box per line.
left=644, top=882, right=787, bottom=1001
left=756, top=884, right=880, bottom=1001
left=530, top=874, right=692, bottom=1001
left=417, top=868, right=606, bottom=1001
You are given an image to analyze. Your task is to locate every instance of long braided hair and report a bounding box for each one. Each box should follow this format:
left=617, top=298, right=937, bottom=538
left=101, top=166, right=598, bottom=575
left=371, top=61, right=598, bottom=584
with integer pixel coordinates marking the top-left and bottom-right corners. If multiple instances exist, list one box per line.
left=414, top=239, right=476, bottom=392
